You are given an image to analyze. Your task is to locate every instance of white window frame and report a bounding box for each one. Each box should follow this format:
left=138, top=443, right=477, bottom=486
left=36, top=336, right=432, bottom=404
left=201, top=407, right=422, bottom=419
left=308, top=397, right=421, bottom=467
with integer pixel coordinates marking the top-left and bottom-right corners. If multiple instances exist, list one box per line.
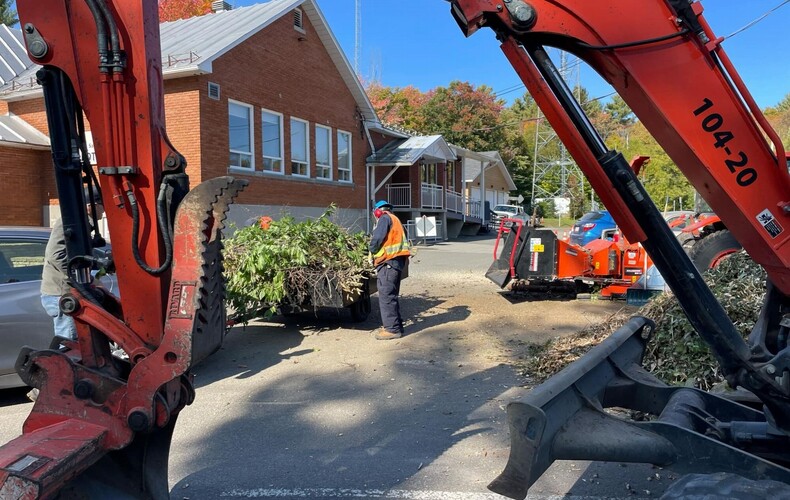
left=315, top=124, right=333, bottom=181
left=290, top=117, right=310, bottom=178
left=337, top=129, right=352, bottom=183
left=261, top=109, right=284, bottom=175
left=228, top=99, right=254, bottom=172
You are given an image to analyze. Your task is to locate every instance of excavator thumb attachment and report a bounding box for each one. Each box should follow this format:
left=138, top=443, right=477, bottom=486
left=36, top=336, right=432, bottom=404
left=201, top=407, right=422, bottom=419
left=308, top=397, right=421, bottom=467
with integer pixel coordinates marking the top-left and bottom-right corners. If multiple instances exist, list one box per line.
left=0, top=177, right=247, bottom=499
left=489, top=316, right=790, bottom=500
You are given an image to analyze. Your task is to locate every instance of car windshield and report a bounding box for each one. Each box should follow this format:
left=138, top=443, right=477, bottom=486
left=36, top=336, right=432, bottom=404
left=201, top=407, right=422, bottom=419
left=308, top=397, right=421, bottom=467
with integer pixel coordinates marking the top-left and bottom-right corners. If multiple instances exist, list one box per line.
left=493, top=205, right=517, bottom=213
left=579, top=212, right=604, bottom=222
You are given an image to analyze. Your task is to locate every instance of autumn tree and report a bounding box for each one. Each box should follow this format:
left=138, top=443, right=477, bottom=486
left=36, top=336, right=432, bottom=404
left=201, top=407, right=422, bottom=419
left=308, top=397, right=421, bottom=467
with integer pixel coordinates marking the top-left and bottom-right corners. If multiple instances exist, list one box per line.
left=365, top=82, right=428, bottom=133
left=159, top=0, right=212, bottom=22
left=765, top=93, right=790, bottom=146
left=419, top=80, right=506, bottom=152
left=0, top=0, right=17, bottom=26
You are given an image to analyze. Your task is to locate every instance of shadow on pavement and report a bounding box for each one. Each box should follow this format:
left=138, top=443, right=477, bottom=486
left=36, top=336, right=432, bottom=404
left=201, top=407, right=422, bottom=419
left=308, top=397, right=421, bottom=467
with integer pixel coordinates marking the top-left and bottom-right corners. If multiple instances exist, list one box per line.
left=192, top=325, right=308, bottom=385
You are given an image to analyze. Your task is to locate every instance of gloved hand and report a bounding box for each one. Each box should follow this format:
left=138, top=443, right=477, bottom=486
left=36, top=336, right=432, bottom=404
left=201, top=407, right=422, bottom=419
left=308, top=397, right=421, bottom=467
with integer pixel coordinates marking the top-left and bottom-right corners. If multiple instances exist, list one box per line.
left=367, top=252, right=374, bottom=266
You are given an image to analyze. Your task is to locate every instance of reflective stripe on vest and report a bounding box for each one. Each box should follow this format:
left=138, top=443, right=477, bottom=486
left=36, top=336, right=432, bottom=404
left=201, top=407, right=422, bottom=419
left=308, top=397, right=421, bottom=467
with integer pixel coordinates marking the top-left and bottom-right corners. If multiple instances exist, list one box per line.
left=373, top=213, right=410, bottom=266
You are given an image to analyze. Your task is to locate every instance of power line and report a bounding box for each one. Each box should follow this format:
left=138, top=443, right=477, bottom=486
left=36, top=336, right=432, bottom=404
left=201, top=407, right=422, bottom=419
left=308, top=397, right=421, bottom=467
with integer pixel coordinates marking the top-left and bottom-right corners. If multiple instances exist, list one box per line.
left=725, top=0, right=789, bottom=39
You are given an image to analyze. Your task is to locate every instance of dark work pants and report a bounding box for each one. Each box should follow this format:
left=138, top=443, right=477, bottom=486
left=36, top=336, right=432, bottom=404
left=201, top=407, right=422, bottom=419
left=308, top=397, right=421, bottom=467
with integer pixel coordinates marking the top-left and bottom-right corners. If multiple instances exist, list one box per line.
left=377, top=264, right=403, bottom=333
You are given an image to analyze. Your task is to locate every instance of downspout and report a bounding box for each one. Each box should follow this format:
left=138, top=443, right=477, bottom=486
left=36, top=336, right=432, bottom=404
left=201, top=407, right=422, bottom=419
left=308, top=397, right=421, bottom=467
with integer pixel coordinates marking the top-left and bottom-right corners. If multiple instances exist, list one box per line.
left=363, top=121, right=377, bottom=233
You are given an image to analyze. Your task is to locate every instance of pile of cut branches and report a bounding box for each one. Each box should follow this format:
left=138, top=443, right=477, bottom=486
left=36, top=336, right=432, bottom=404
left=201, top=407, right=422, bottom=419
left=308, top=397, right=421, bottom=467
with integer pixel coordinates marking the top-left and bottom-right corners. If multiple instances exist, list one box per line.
left=523, top=251, right=767, bottom=390
left=224, top=206, right=372, bottom=321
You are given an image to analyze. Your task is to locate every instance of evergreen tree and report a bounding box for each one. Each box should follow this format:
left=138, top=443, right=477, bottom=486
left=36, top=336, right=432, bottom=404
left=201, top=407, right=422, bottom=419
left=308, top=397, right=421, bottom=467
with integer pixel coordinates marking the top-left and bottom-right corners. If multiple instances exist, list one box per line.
left=0, top=0, right=18, bottom=26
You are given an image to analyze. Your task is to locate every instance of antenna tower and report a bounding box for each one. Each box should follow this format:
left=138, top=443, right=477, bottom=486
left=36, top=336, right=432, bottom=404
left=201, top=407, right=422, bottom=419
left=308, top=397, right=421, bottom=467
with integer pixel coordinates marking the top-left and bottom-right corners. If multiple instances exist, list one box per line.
left=530, top=50, right=586, bottom=215
left=354, top=0, right=361, bottom=75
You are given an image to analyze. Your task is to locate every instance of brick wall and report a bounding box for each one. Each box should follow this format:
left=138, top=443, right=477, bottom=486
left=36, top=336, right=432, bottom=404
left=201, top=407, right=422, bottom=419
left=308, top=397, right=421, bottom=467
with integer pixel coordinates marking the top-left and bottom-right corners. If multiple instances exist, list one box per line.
left=8, top=98, right=49, bottom=136
left=164, top=77, right=202, bottom=184
left=196, top=12, right=368, bottom=210
left=0, top=146, right=50, bottom=225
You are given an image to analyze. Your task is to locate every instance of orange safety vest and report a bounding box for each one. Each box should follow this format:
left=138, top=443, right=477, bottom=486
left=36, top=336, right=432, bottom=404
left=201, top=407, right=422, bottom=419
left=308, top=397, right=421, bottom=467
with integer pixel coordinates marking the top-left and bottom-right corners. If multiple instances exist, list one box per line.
left=373, top=213, right=410, bottom=266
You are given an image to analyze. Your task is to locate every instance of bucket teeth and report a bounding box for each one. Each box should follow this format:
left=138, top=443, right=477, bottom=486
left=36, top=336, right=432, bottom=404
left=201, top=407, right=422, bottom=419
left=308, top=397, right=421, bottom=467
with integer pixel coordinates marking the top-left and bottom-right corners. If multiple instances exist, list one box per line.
left=168, top=176, right=247, bottom=366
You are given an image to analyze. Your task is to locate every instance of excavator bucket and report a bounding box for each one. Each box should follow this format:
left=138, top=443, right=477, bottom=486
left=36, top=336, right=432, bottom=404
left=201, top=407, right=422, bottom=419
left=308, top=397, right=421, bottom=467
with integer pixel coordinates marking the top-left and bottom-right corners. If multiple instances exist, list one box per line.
left=488, top=316, right=790, bottom=500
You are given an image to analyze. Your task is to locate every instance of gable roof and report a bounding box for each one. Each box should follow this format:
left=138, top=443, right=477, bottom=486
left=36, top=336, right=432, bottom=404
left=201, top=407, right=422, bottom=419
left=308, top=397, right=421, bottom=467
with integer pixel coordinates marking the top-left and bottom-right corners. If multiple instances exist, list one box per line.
left=367, top=135, right=456, bottom=167
left=453, top=145, right=516, bottom=191
left=0, top=113, right=50, bottom=149
left=0, top=25, right=28, bottom=86
left=0, top=1, right=380, bottom=125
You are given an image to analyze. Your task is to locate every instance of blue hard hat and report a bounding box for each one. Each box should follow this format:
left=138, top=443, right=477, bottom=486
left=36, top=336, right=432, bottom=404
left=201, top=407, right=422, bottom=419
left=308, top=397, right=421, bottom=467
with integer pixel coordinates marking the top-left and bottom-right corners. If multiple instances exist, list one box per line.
left=374, top=200, right=391, bottom=209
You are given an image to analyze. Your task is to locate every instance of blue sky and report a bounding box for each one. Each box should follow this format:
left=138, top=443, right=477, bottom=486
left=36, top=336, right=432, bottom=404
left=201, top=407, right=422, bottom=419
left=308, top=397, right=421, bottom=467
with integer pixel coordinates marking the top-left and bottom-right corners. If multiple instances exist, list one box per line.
left=236, top=0, right=788, bottom=109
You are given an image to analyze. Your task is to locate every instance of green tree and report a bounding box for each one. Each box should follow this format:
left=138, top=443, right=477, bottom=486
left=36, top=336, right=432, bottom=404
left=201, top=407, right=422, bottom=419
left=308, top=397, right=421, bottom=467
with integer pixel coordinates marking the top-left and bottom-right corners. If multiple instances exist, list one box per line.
left=0, top=0, right=18, bottom=26
left=620, top=122, right=694, bottom=209
left=499, top=91, right=540, bottom=201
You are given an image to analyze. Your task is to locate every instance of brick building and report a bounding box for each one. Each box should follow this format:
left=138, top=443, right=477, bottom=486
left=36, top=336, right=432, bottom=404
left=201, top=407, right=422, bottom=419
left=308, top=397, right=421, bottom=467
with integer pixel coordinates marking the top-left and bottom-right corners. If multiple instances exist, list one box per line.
left=0, top=1, right=514, bottom=237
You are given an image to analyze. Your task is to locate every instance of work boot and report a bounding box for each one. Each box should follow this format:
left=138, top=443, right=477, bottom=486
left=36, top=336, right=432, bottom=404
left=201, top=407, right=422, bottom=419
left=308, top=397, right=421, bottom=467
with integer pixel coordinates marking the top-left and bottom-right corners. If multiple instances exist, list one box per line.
left=375, top=328, right=402, bottom=340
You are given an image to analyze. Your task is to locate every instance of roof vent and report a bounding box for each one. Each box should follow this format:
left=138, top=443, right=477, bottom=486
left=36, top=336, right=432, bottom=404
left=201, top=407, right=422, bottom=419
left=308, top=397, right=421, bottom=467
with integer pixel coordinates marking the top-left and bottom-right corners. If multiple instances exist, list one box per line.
left=212, top=1, right=232, bottom=12
left=208, top=82, right=220, bottom=100
left=294, top=8, right=305, bottom=32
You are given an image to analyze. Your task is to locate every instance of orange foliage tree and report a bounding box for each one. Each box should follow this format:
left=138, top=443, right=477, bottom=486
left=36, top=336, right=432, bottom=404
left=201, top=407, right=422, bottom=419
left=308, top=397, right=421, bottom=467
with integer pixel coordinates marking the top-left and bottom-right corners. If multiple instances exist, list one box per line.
left=158, top=0, right=213, bottom=22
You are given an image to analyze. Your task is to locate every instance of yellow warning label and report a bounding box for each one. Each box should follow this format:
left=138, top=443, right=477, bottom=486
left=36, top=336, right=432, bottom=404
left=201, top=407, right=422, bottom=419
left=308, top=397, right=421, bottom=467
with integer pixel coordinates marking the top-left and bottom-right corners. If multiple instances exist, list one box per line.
left=533, top=244, right=544, bottom=253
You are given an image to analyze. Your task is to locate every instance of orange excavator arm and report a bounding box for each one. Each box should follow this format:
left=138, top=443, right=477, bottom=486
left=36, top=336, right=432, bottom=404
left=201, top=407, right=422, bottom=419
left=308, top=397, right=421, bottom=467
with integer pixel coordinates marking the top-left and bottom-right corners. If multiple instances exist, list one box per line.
left=0, top=1, right=245, bottom=497
left=450, top=1, right=790, bottom=497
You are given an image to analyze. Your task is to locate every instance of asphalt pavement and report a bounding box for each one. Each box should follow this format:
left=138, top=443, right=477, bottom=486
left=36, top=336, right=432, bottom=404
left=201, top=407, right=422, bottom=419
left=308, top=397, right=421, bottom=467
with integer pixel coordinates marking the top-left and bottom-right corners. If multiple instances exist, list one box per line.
left=0, top=234, right=675, bottom=499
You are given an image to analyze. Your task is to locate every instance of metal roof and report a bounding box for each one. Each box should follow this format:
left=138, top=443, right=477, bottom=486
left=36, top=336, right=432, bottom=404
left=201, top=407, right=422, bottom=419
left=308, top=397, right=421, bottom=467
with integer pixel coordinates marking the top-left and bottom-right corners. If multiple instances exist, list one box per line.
left=0, top=25, right=28, bottom=86
left=0, top=1, right=380, bottom=124
left=453, top=146, right=516, bottom=191
left=367, top=135, right=456, bottom=166
left=0, top=113, right=50, bottom=149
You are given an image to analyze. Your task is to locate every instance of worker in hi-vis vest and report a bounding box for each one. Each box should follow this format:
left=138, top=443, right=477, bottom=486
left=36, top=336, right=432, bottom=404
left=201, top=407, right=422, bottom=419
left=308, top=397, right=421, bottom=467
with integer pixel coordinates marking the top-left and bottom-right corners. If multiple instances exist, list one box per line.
left=369, top=200, right=410, bottom=340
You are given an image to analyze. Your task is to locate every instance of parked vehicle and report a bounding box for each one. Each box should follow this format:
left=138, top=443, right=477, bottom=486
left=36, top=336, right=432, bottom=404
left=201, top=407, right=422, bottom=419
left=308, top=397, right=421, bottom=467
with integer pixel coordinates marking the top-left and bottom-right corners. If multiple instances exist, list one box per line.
left=568, top=210, right=617, bottom=246
left=490, top=204, right=529, bottom=231
left=0, top=227, right=114, bottom=389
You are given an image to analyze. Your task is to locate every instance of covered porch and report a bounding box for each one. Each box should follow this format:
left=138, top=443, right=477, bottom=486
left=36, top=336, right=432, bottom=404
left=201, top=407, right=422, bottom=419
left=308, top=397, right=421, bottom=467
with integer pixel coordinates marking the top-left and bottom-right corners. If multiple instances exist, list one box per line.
left=368, top=135, right=477, bottom=240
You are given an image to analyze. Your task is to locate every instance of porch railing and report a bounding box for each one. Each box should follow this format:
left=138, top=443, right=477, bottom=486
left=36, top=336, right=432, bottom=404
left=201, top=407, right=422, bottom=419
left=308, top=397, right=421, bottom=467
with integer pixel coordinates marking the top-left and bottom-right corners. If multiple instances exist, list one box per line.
left=386, top=183, right=411, bottom=208
left=445, top=189, right=463, bottom=213
left=421, top=183, right=443, bottom=209
left=465, top=199, right=482, bottom=219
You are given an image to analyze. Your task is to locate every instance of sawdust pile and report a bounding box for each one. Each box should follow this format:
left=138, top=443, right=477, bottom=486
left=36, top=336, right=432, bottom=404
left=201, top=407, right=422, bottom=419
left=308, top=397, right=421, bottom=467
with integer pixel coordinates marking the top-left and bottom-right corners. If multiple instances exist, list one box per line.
left=523, top=251, right=766, bottom=390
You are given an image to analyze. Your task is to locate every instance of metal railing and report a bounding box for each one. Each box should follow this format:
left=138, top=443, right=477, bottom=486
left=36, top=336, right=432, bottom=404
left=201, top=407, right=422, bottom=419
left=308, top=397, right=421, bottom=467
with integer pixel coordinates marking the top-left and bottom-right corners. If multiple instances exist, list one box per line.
left=386, top=183, right=411, bottom=208
left=421, top=183, right=443, bottom=209
left=465, top=199, right=482, bottom=219
left=445, top=189, right=463, bottom=213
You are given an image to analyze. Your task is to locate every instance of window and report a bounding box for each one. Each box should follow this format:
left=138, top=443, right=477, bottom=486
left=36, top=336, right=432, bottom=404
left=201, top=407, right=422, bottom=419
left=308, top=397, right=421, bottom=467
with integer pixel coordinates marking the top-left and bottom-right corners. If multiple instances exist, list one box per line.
left=0, top=239, right=47, bottom=284
left=315, top=124, right=332, bottom=180
left=337, top=130, right=352, bottom=182
left=262, top=110, right=283, bottom=174
left=446, top=161, right=456, bottom=190
left=290, top=117, right=309, bottom=177
left=228, top=100, right=254, bottom=171
left=421, top=162, right=437, bottom=184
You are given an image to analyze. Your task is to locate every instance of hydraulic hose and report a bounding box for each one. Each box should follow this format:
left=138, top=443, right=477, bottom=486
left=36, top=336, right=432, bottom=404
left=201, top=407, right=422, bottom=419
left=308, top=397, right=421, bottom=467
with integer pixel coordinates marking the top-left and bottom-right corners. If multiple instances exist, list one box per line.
left=127, top=177, right=175, bottom=276
left=83, top=0, right=109, bottom=72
